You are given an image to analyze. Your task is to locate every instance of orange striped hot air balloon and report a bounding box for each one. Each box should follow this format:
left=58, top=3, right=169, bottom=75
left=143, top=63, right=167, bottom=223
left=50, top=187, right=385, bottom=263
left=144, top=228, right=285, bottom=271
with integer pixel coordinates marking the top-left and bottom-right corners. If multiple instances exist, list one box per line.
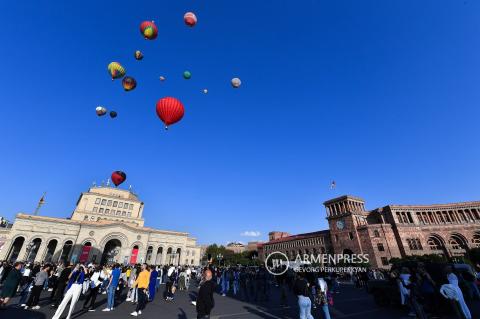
left=140, top=21, right=158, bottom=40
left=107, top=62, right=126, bottom=80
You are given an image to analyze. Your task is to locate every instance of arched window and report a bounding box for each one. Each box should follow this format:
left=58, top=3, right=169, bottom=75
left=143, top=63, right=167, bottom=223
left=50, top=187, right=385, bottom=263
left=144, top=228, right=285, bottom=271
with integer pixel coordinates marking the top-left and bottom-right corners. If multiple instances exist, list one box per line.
left=427, top=235, right=444, bottom=251
left=472, top=233, right=480, bottom=248
left=146, top=246, right=153, bottom=261
left=449, top=234, right=468, bottom=250
left=373, top=230, right=380, bottom=238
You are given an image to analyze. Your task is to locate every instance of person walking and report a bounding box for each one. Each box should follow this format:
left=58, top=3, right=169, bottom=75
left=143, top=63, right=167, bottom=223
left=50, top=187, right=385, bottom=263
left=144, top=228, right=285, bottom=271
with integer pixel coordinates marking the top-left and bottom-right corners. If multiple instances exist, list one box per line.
left=148, top=265, right=158, bottom=301
left=52, top=264, right=86, bottom=319
left=25, top=264, right=51, bottom=310
left=103, top=263, right=121, bottom=312
left=130, top=263, right=150, bottom=317
left=196, top=269, right=216, bottom=319
left=0, top=262, right=23, bottom=308
left=51, top=263, right=72, bottom=307
left=294, top=272, right=314, bottom=319
left=316, top=274, right=331, bottom=319
left=239, top=268, right=250, bottom=302
left=83, top=266, right=103, bottom=311
left=233, top=268, right=240, bottom=296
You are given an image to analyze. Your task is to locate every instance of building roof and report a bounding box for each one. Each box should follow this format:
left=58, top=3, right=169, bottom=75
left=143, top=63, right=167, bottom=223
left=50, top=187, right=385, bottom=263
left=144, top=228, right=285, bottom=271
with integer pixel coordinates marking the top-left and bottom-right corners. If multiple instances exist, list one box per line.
left=264, top=230, right=330, bottom=245
left=386, top=200, right=480, bottom=211
left=323, top=195, right=365, bottom=205
left=15, top=213, right=189, bottom=236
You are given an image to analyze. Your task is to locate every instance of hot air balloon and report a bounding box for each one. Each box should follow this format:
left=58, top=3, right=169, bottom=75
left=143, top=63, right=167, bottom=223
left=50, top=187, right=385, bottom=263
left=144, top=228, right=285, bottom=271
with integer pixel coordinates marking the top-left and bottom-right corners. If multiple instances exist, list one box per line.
left=122, top=76, right=137, bottom=91
left=140, top=21, right=158, bottom=40
left=184, top=12, right=197, bottom=27
left=183, top=71, right=192, bottom=79
left=159, top=76, right=166, bottom=81
left=111, top=171, right=127, bottom=187
left=96, top=106, right=107, bottom=116
left=108, top=62, right=126, bottom=80
left=203, top=89, right=208, bottom=94
left=110, top=111, right=117, bottom=118
left=134, top=50, right=143, bottom=60
left=155, top=97, right=185, bottom=130
left=231, top=77, right=241, bottom=88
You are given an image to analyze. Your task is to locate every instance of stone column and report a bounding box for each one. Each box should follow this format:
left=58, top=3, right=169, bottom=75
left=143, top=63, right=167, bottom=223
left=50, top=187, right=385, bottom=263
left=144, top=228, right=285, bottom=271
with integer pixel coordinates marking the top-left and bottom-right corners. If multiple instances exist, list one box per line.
left=0, top=239, right=13, bottom=260
left=35, top=242, right=48, bottom=263
left=18, top=239, right=30, bottom=261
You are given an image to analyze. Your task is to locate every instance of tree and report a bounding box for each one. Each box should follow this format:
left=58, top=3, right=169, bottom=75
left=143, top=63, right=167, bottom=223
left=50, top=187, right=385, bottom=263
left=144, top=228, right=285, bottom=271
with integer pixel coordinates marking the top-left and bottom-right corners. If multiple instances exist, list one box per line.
left=203, top=244, right=260, bottom=266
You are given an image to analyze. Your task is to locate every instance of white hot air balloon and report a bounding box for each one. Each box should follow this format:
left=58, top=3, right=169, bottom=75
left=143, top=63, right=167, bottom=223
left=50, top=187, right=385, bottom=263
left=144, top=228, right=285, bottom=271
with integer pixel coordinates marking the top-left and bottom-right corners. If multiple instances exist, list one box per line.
left=96, top=106, right=107, bottom=116
left=203, top=89, right=208, bottom=94
left=231, top=77, right=241, bottom=88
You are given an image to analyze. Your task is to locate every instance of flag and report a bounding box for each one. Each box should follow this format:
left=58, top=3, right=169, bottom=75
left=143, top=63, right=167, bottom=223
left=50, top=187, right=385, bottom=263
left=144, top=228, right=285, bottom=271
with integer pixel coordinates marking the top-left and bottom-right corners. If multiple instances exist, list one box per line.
left=330, top=180, right=336, bottom=189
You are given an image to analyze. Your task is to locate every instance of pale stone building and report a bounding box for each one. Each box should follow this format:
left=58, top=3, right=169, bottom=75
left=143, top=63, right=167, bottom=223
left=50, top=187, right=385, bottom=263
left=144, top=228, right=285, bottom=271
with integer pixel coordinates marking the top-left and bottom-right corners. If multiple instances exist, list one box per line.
left=225, top=242, right=246, bottom=254
left=0, top=186, right=201, bottom=266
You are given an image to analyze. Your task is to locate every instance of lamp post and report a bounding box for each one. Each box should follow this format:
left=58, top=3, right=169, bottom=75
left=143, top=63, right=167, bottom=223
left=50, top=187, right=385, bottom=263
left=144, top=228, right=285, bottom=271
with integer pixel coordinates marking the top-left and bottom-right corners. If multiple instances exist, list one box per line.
left=251, top=252, right=258, bottom=266
left=216, top=253, right=223, bottom=266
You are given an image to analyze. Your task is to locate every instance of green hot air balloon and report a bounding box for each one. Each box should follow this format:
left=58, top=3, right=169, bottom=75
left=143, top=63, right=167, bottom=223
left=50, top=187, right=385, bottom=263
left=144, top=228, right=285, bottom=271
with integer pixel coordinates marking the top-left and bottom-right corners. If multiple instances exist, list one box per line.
left=183, top=71, right=192, bottom=80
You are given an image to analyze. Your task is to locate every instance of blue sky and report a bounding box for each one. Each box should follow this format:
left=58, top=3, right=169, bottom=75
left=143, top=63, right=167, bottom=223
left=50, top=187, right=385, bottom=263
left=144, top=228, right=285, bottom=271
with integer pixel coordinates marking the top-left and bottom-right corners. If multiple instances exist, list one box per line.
left=0, top=1, right=479, bottom=245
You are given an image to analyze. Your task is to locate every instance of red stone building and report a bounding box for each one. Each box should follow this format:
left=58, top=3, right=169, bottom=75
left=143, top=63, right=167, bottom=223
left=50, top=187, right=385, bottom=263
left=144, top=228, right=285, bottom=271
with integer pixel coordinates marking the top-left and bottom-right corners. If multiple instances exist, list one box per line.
left=261, top=195, right=480, bottom=268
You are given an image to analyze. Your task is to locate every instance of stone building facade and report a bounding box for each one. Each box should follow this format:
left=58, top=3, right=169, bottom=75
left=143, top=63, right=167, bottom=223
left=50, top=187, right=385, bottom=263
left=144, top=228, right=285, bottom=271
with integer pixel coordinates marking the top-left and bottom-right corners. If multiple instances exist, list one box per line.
left=261, top=195, right=480, bottom=269
left=259, top=230, right=333, bottom=262
left=0, top=186, right=201, bottom=266
left=226, top=242, right=246, bottom=254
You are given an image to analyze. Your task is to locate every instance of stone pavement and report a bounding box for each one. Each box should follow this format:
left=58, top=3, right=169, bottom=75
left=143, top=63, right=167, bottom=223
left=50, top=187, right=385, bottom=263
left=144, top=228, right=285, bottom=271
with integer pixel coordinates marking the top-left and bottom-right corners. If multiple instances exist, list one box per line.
left=1, top=281, right=477, bottom=319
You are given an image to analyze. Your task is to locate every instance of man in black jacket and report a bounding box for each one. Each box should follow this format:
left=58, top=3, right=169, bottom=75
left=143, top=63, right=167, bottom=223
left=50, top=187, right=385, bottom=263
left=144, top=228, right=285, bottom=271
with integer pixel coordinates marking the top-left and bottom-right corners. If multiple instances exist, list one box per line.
left=197, top=269, right=216, bottom=319
left=50, top=263, right=72, bottom=308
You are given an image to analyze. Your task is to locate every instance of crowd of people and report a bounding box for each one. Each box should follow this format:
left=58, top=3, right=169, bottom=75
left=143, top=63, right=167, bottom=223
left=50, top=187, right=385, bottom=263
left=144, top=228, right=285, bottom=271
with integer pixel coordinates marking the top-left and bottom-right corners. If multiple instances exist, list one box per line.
left=391, top=263, right=479, bottom=319
left=0, top=260, right=199, bottom=318
left=1, top=259, right=479, bottom=319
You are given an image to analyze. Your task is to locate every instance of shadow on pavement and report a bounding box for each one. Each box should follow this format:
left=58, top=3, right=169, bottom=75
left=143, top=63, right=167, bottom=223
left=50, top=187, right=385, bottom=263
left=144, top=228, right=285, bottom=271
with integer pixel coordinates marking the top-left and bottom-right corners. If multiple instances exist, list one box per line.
left=177, top=307, right=188, bottom=319
left=243, top=305, right=286, bottom=319
left=0, top=307, right=47, bottom=319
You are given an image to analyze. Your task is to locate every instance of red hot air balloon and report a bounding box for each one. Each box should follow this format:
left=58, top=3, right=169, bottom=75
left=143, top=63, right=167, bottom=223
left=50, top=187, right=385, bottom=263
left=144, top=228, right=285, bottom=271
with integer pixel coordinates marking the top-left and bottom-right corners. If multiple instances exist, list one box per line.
left=111, top=171, right=127, bottom=187
left=155, top=97, right=185, bottom=130
left=184, top=12, right=197, bottom=27
left=140, top=21, right=158, bottom=40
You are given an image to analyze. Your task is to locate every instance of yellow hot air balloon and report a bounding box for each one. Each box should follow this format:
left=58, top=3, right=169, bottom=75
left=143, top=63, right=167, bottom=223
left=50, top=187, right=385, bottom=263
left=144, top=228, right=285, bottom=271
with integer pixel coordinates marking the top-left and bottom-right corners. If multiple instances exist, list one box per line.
left=108, top=62, right=126, bottom=80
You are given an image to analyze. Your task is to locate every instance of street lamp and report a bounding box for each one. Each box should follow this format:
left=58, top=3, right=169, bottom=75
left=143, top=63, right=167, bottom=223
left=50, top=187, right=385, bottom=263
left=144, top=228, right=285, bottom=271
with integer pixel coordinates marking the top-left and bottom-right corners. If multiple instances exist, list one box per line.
left=251, top=252, right=258, bottom=266
left=216, top=253, right=223, bottom=266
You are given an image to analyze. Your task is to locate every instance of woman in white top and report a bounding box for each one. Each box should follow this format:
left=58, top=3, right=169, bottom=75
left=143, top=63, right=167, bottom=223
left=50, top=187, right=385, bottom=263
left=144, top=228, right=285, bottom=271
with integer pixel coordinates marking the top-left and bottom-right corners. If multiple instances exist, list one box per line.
left=82, top=266, right=103, bottom=311
left=316, top=276, right=331, bottom=319
left=445, top=266, right=471, bottom=319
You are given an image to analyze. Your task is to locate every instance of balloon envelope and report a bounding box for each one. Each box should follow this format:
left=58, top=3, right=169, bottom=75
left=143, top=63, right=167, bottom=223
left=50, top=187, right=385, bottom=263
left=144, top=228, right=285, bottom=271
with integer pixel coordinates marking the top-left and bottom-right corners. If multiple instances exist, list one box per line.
left=140, top=21, right=158, bottom=40
left=159, top=76, right=166, bottom=81
left=108, top=62, right=126, bottom=80
left=111, top=171, right=127, bottom=187
left=122, top=76, right=137, bottom=91
left=183, top=71, right=191, bottom=79
left=184, top=12, right=197, bottom=27
left=155, top=97, right=185, bottom=129
left=134, top=50, right=143, bottom=60
left=96, top=106, right=107, bottom=116
left=110, top=111, right=117, bottom=118
left=231, top=77, right=241, bottom=88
